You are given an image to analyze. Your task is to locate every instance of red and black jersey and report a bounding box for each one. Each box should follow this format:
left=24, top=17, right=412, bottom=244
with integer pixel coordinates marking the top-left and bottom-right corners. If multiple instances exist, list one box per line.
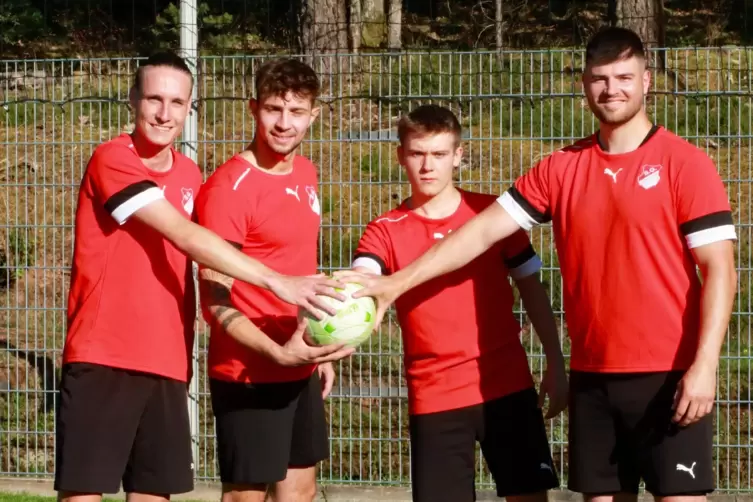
left=497, top=126, right=736, bottom=372
left=353, top=190, right=541, bottom=415
left=194, top=154, right=322, bottom=384
left=64, top=133, right=202, bottom=382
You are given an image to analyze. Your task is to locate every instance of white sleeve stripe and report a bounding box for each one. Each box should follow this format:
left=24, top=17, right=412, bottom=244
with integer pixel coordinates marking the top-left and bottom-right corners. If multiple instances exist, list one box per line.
left=686, top=224, right=737, bottom=249
left=497, top=192, right=537, bottom=231
left=509, top=255, right=542, bottom=279
left=352, top=257, right=383, bottom=275
left=111, top=187, right=165, bottom=225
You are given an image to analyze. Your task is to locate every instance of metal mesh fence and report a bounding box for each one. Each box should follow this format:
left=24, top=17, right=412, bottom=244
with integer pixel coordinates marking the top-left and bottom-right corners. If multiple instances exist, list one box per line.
left=0, top=49, right=751, bottom=491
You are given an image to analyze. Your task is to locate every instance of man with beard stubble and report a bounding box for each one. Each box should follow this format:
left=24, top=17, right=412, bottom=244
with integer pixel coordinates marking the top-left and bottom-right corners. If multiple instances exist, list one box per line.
left=340, top=27, right=737, bottom=502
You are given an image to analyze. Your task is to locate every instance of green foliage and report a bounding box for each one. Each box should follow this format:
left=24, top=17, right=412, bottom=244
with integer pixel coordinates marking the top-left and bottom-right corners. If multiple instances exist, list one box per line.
left=151, top=2, right=246, bottom=52
left=0, top=0, right=44, bottom=48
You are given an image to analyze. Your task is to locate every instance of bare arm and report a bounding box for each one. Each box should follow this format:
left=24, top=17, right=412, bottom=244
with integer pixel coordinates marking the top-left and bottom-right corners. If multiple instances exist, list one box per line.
left=691, top=240, right=737, bottom=369
left=131, top=198, right=342, bottom=314
left=390, top=202, right=522, bottom=294
left=514, top=274, right=564, bottom=367
left=198, top=268, right=356, bottom=366
left=672, top=239, right=736, bottom=426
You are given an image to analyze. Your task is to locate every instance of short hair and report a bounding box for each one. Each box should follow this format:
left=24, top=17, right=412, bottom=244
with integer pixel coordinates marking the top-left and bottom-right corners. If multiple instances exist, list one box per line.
left=397, top=104, right=462, bottom=146
left=133, top=51, right=192, bottom=94
left=254, top=58, right=320, bottom=103
left=585, top=27, right=645, bottom=67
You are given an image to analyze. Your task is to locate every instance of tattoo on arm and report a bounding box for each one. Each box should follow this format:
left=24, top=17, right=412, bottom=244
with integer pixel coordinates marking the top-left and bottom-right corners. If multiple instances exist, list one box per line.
left=199, top=269, right=244, bottom=331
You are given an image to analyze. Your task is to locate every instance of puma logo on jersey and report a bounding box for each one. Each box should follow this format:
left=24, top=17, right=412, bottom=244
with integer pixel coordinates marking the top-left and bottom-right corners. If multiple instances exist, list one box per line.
left=604, top=168, right=623, bottom=183
left=285, top=186, right=300, bottom=201
left=638, top=164, right=662, bottom=189
left=540, top=462, right=553, bottom=472
left=305, top=185, right=320, bottom=216
left=433, top=229, right=452, bottom=239
left=181, top=188, right=194, bottom=215
left=676, top=462, right=696, bottom=479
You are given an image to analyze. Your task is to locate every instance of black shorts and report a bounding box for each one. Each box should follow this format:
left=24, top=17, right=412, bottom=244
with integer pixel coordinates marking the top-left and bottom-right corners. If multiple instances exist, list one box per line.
left=54, top=363, right=193, bottom=495
left=210, top=371, right=329, bottom=486
left=409, top=387, right=559, bottom=502
left=568, top=370, right=714, bottom=496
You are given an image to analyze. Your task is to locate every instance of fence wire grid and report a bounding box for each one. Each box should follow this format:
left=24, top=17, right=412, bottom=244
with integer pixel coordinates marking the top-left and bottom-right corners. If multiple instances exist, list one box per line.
left=0, top=49, right=751, bottom=491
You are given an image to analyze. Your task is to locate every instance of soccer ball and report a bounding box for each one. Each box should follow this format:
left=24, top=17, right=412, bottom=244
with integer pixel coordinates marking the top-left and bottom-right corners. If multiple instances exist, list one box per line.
left=301, top=281, right=376, bottom=348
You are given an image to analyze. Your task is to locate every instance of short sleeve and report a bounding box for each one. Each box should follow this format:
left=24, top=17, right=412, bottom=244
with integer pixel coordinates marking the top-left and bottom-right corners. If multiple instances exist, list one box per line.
left=194, top=184, right=251, bottom=249
left=89, top=145, right=164, bottom=225
left=500, top=229, right=542, bottom=279
left=496, top=156, right=553, bottom=231
left=352, top=221, right=393, bottom=275
left=675, top=154, right=737, bottom=249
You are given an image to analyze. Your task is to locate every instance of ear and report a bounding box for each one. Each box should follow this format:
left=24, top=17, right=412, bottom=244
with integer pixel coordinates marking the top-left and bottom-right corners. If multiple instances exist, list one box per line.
left=642, top=69, right=651, bottom=94
left=309, top=106, right=321, bottom=126
left=249, top=98, right=258, bottom=116
left=128, top=86, right=138, bottom=111
left=397, top=145, right=406, bottom=166
left=453, top=145, right=464, bottom=168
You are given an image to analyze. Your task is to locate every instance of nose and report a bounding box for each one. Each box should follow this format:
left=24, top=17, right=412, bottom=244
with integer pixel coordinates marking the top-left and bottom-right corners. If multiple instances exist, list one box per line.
left=156, top=101, right=170, bottom=122
left=604, top=77, right=621, bottom=95
left=276, top=110, right=292, bottom=130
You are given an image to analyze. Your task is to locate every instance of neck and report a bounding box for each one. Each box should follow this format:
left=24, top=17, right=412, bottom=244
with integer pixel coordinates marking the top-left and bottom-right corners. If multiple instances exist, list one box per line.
left=130, top=132, right=173, bottom=172
left=598, top=112, right=654, bottom=154
left=244, top=136, right=296, bottom=174
left=410, top=185, right=462, bottom=220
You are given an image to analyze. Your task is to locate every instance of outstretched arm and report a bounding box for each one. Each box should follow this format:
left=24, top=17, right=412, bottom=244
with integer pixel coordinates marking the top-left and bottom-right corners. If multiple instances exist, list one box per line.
left=198, top=268, right=355, bottom=366
left=343, top=201, right=523, bottom=324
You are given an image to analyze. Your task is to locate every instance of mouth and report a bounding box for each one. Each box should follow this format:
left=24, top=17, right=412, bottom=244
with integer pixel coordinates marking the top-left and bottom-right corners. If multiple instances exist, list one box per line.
left=151, top=124, right=172, bottom=132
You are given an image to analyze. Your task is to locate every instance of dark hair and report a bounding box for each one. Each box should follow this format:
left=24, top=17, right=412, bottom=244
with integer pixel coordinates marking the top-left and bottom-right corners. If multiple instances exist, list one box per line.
left=397, top=104, right=462, bottom=145
left=254, top=58, right=320, bottom=103
left=133, top=51, right=192, bottom=94
left=585, top=27, right=645, bottom=66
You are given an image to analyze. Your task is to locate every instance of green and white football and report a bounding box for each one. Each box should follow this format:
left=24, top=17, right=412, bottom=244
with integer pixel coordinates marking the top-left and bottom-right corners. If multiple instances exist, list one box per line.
left=301, top=281, right=376, bottom=348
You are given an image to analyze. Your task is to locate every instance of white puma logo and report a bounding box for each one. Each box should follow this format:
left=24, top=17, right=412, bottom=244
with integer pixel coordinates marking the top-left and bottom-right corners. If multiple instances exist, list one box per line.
left=676, top=462, right=696, bottom=479
left=540, top=462, right=553, bottom=472
left=604, top=168, right=623, bottom=183
left=285, top=186, right=300, bottom=201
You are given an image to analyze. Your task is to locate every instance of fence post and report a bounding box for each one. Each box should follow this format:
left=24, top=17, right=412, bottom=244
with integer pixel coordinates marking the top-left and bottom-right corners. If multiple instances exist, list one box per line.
left=179, top=0, right=200, bottom=476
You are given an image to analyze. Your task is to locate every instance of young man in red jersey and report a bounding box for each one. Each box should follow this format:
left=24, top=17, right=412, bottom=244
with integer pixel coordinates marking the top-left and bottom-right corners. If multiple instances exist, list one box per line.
left=350, top=104, right=568, bottom=502
left=56, top=52, right=347, bottom=502
left=343, top=28, right=737, bottom=502
left=195, top=58, right=354, bottom=502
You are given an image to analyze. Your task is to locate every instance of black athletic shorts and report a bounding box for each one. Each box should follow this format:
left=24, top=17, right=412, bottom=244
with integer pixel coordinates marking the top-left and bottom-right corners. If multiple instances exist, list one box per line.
left=210, top=371, right=329, bottom=486
left=54, top=363, right=194, bottom=495
left=568, top=370, right=715, bottom=496
left=409, top=387, right=560, bottom=502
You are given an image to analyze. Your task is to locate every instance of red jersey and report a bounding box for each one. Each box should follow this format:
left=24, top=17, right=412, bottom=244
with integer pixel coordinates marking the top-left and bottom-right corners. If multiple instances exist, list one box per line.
left=64, top=133, right=202, bottom=382
left=497, top=126, right=736, bottom=373
left=194, top=154, right=322, bottom=384
left=353, top=190, right=541, bottom=415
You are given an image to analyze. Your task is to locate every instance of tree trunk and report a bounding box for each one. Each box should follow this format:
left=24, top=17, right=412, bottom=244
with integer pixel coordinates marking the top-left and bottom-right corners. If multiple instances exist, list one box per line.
left=610, top=0, right=666, bottom=69
left=362, top=0, right=385, bottom=47
left=298, top=0, right=349, bottom=55
left=495, top=0, right=503, bottom=50
left=349, top=0, right=362, bottom=52
left=387, top=0, right=402, bottom=49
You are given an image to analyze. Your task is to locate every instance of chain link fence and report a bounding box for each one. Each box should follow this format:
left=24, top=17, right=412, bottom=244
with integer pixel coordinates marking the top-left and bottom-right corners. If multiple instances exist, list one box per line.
left=0, top=48, right=751, bottom=491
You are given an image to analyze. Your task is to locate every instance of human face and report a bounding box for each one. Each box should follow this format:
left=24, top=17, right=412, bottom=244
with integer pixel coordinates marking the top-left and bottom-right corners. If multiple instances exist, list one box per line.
left=582, top=54, right=650, bottom=126
left=250, top=91, right=320, bottom=156
left=129, top=66, right=192, bottom=148
left=398, top=132, right=462, bottom=198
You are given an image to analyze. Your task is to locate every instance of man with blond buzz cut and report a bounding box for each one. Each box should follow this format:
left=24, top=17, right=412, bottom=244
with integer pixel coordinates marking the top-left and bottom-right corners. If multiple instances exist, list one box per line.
left=342, top=27, right=737, bottom=502
left=56, top=52, right=344, bottom=502
left=351, top=104, right=568, bottom=502
left=196, top=58, right=354, bottom=502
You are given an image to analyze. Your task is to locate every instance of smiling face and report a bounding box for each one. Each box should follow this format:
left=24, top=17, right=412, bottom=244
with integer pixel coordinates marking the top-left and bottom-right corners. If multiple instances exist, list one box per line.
left=250, top=91, right=319, bottom=156
left=398, top=131, right=462, bottom=198
left=129, top=65, right=192, bottom=149
left=582, top=52, right=651, bottom=126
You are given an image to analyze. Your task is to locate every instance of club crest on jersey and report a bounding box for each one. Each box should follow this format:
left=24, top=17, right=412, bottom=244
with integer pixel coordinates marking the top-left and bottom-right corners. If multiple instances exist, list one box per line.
left=305, top=185, right=320, bottom=216
left=181, top=187, right=194, bottom=215
left=637, top=164, right=662, bottom=189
